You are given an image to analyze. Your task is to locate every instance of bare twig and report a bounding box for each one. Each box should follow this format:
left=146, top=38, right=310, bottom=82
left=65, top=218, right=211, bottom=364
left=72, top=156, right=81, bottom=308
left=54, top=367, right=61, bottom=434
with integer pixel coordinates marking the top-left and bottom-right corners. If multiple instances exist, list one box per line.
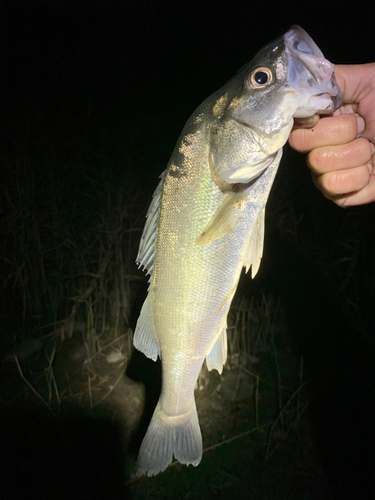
left=14, top=356, right=55, bottom=416
left=89, top=367, right=126, bottom=409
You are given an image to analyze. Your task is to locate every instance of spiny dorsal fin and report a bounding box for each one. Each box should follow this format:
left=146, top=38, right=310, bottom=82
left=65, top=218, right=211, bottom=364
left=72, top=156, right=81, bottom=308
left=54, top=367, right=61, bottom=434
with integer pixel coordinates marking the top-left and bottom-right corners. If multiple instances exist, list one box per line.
left=136, top=170, right=166, bottom=278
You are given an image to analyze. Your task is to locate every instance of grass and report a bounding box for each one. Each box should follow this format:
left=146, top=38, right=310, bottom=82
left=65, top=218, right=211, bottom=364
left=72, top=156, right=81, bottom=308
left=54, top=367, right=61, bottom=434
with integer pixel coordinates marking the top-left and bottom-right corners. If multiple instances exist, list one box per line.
left=1, top=71, right=374, bottom=500
left=0, top=134, right=311, bottom=483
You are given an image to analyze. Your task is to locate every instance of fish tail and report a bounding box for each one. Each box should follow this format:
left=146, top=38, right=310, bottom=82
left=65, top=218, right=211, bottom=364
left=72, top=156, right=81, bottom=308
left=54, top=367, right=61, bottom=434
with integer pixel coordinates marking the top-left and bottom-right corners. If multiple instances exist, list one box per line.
left=136, top=400, right=202, bottom=476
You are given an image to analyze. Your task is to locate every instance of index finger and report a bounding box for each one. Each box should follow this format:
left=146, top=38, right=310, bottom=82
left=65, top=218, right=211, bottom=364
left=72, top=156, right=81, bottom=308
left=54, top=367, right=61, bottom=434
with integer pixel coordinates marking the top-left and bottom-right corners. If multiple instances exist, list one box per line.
left=289, top=113, right=361, bottom=153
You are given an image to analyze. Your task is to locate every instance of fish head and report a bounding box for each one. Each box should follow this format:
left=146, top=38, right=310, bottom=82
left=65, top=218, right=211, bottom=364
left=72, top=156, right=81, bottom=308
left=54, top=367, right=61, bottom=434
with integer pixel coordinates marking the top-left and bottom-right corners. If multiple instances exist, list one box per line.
left=209, top=25, right=343, bottom=184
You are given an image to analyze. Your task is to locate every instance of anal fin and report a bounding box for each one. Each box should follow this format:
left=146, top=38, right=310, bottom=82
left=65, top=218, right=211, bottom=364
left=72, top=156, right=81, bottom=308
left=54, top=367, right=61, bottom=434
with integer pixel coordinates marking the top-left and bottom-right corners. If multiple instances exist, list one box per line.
left=205, top=324, right=227, bottom=374
left=133, top=296, right=160, bottom=361
left=244, top=207, right=265, bottom=278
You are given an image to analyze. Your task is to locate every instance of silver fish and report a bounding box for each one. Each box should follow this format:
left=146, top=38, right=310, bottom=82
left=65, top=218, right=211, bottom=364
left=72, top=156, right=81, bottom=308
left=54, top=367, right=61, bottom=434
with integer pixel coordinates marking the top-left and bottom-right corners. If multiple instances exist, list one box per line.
left=134, top=25, right=342, bottom=476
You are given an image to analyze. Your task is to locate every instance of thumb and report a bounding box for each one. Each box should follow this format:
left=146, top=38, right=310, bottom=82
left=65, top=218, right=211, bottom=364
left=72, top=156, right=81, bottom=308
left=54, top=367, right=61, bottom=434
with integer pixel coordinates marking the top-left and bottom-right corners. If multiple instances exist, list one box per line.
left=335, top=63, right=375, bottom=142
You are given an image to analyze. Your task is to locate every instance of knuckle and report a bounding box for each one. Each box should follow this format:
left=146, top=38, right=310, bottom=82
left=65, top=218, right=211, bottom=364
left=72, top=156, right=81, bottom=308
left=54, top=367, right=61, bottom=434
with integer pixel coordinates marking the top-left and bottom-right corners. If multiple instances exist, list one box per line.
left=337, top=114, right=358, bottom=142
left=324, top=165, right=370, bottom=195
left=308, top=146, right=333, bottom=173
left=355, top=138, right=370, bottom=159
left=289, top=129, right=312, bottom=153
left=360, top=164, right=371, bottom=185
left=323, top=171, right=338, bottom=194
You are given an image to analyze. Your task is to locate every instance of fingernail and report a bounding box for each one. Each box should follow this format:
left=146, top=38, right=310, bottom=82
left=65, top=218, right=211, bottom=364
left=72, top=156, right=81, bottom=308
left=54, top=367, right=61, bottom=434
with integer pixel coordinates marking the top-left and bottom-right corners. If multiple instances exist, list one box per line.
left=357, top=116, right=365, bottom=135
left=367, top=162, right=373, bottom=175
left=370, top=142, right=375, bottom=156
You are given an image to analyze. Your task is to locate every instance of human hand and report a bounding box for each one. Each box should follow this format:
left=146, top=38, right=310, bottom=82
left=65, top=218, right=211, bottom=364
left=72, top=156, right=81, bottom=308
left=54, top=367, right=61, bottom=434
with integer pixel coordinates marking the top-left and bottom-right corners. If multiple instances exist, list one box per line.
left=289, top=63, right=375, bottom=207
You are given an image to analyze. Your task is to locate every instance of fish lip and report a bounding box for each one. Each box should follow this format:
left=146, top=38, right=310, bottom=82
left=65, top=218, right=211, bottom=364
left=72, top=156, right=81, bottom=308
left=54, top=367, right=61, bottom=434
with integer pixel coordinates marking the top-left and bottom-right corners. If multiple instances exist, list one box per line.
left=285, top=28, right=333, bottom=86
left=284, top=25, right=343, bottom=111
left=292, top=91, right=342, bottom=119
left=330, top=73, right=344, bottom=109
left=286, top=25, right=324, bottom=59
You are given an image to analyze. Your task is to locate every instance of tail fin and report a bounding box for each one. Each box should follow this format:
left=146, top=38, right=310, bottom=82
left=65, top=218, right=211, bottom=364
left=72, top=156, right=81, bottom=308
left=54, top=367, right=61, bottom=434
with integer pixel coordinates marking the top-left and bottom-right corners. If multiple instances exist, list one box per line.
left=136, top=401, right=202, bottom=476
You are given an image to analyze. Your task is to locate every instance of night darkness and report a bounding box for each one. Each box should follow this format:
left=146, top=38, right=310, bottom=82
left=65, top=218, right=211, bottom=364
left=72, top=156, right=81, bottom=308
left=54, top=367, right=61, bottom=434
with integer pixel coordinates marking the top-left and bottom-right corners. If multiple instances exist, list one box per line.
left=1, top=1, right=375, bottom=499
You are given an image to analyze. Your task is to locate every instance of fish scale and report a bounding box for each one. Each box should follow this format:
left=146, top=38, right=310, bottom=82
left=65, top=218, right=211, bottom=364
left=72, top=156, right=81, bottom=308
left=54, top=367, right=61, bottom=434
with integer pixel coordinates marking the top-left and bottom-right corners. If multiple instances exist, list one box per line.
left=134, top=25, right=342, bottom=476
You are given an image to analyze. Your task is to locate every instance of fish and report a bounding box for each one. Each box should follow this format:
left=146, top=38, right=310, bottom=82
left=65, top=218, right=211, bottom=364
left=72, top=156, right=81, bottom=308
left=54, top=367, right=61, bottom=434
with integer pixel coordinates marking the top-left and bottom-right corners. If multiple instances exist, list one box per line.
left=133, top=25, right=342, bottom=476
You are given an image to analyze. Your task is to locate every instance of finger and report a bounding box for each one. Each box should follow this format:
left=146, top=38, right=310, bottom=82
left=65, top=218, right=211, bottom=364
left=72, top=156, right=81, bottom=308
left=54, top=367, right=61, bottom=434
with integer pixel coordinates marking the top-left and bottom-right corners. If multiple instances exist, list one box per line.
left=307, top=138, right=375, bottom=174
left=337, top=174, right=375, bottom=207
left=335, top=63, right=375, bottom=141
left=313, top=163, right=373, bottom=198
left=333, top=104, right=358, bottom=116
left=319, top=171, right=375, bottom=207
left=289, top=114, right=362, bottom=153
left=335, top=63, right=375, bottom=105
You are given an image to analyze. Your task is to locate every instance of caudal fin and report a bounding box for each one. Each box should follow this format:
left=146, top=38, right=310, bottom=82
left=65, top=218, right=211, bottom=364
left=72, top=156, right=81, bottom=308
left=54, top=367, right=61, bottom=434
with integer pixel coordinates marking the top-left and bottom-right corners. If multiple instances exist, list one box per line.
left=136, top=401, right=202, bottom=476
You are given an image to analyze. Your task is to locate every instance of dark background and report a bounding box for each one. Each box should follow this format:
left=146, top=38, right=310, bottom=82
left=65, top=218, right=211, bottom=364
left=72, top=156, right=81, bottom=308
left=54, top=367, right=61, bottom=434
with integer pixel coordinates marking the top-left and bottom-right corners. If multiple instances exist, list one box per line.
left=1, top=1, right=375, bottom=499
left=2, top=0, right=374, bottom=161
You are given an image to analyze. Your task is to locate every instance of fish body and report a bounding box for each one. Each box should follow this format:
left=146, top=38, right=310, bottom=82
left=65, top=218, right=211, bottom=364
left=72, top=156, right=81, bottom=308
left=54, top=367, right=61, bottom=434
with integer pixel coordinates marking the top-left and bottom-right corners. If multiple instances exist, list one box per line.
left=134, top=26, right=342, bottom=476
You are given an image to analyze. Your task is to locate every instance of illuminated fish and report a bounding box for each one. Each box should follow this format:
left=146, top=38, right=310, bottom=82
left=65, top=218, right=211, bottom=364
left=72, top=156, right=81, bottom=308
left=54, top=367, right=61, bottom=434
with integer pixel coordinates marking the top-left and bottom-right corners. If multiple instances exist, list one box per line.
left=134, top=25, right=342, bottom=476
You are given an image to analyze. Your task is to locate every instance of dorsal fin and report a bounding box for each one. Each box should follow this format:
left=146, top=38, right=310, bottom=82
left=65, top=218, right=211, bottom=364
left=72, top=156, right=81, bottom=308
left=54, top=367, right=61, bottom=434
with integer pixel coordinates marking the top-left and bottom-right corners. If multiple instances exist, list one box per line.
left=136, top=170, right=166, bottom=279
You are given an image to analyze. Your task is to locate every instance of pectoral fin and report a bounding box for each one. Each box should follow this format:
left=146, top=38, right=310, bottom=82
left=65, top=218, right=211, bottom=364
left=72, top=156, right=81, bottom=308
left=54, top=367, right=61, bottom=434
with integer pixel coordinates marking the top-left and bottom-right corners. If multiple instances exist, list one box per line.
left=195, top=192, right=247, bottom=246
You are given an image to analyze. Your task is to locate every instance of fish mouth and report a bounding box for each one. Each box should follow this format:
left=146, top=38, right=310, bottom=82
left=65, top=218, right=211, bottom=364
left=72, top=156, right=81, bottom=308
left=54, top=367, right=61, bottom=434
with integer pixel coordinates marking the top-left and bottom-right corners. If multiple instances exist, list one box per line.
left=284, top=25, right=343, bottom=116
left=292, top=90, right=342, bottom=119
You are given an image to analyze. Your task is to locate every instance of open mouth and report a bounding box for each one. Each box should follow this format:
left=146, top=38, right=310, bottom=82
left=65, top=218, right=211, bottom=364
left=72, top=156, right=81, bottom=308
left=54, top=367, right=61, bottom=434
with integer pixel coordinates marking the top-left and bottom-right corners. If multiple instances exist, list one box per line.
left=284, top=26, right=343, bottom=112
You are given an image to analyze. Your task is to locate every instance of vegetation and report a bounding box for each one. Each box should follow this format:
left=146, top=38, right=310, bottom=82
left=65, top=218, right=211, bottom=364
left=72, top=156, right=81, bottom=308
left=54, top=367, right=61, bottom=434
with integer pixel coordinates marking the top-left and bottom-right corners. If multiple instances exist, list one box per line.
left=1, top=6, right=374, bottom=497
left=1, top=112, right=314, bottom=484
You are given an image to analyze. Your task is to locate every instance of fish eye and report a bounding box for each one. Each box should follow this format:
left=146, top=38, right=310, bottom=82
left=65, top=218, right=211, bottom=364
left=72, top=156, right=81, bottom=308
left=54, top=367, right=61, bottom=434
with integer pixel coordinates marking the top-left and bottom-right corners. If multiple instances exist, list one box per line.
left=246, top=67, right=274, bottom=89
